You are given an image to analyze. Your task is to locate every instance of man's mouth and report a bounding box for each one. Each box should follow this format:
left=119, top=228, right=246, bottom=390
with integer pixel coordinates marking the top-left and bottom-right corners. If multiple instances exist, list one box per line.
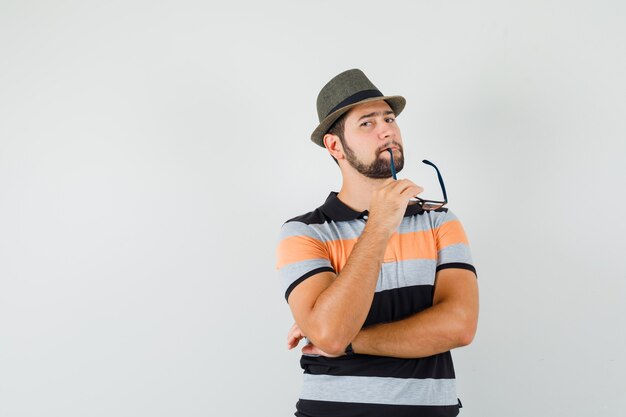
left=382, top=146, right=399, bottom=154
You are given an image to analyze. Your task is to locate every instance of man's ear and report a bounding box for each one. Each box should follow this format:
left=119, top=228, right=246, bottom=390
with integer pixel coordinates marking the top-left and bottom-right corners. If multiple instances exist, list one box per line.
left=323, top=133, right=344, bottom=160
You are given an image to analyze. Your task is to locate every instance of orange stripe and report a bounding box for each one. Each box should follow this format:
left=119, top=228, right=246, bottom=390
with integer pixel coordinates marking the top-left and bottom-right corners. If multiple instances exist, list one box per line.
left=277, top=220, right=468, bottom=270
left=435, top=219, right=469, bottom=250
left=385, top=230, right=438, bottom=262
left=325, top=238, right=357, bottom=274
left=276, top=235, right=329, bottom=269
left=324, top=230, right=437, bottom=273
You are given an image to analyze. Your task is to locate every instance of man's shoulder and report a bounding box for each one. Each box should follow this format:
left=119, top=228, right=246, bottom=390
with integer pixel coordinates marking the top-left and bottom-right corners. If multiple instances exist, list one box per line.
left=282, top=199, right=333, bottom=227
left=284, top=208, right=326, bottom=225
left=277, top=205, right=331, bottom=252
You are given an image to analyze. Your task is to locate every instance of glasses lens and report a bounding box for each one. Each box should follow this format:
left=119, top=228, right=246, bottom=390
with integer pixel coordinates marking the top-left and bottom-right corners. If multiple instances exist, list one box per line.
left=418, top=200, right=446, bottom=211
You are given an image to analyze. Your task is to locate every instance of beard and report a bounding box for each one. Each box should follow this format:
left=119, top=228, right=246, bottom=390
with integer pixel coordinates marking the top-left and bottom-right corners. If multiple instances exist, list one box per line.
left=343, top=141, right=405, bottom=179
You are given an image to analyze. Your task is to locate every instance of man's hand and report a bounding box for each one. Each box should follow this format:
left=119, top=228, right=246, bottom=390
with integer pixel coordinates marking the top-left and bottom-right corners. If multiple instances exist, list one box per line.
left=287, top=323, right=344, bottom=358
left=286, top=322, right=306, bottom=350
left=367, top=178, right=424, bottom=239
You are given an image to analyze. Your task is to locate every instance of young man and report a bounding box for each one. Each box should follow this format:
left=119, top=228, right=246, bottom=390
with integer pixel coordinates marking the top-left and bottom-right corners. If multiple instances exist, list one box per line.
left=276, top=69, right=479, bottom=417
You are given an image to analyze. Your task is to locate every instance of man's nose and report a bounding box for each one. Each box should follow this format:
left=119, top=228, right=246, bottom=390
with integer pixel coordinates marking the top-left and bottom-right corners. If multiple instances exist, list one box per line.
left=377, top=122, right=393, bottom=140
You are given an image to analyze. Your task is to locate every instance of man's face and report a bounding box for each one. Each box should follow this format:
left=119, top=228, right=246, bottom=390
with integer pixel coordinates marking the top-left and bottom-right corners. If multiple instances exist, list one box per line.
left=340, top=100, right=404, bottom=179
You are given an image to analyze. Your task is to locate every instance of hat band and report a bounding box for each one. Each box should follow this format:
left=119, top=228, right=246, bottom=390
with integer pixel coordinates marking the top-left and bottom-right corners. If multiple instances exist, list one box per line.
left=325, top=89, right=383, bottom=118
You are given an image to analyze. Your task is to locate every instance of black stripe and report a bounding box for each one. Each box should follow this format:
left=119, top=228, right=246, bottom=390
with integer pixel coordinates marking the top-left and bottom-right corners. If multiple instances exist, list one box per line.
left=296, top=399, right=460, bottom=417
left=436, top=262, right=477, bottom=277
left=364, top=285, right=434, bottom=327
left=326, top=89, right=384, bottom=117
left=301, top=350, right=455, bottom=379
left=285, top=267, right=336, bottom=301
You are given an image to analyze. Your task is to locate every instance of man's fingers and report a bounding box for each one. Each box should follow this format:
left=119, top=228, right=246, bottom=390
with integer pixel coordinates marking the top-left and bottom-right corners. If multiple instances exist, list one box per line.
left=287, top=323, right=306, bottom=349
left=401, top=185, right=424, bottom=200
left=301, top=342, right=315, bottom=354
left=384, top=180, right=424, bottom=201
left=383, top=179, right=422, bottom=196
left=286, top=323, right=303, bottom=339
left=287, top=331, right=303, bottom=344
left=397, top=180, right=423, bottom=196
left=287, top=335, right=303, bottom=349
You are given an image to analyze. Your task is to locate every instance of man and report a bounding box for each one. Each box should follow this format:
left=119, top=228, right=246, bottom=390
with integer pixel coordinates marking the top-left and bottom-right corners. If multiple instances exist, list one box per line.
left=276, top=69, right=479, bottom=417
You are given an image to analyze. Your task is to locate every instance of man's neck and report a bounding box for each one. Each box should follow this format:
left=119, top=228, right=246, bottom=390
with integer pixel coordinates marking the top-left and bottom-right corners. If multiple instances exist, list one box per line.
left=336, top=169, right=391, bottom=213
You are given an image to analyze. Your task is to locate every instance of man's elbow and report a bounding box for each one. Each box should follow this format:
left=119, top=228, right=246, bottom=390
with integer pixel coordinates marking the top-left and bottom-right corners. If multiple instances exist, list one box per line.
left=453, top=311, right=478, bottom=347
left=456, top=326, right=476, bottom=347
left=318, top=340, right=348, bottom=357
left=309, top=326, right=351, bottom=356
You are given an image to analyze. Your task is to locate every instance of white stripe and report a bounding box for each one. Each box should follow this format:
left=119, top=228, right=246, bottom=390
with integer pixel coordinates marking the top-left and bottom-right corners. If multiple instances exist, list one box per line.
left=300, top=374, right=457, bottom=406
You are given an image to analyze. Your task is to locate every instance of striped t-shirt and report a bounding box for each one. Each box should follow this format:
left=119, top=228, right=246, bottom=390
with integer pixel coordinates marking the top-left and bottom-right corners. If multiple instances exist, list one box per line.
left=276, top=192, right=476, bottom=417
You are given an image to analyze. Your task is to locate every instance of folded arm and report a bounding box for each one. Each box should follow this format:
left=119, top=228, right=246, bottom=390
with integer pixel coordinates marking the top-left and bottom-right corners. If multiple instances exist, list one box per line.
left=289, top=267, right=479, bottom=358
left=351, top=267, right=479, bottom=358
left=286, top=225, right=389, bottom=356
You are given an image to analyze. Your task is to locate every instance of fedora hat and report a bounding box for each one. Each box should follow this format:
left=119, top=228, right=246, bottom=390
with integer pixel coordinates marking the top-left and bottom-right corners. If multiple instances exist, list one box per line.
left=311, top=68, right=406, bottom=147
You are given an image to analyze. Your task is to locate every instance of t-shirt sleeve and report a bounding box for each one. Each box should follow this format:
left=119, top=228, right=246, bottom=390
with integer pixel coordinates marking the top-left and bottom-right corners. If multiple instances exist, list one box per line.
left=276, top=221, right=335, bottom=302
left=433, top=209, right=477, bottom=276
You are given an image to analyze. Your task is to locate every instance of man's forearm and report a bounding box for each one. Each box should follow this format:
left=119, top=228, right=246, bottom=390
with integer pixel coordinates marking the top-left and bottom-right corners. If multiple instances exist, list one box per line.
left=350, top=303, right=470, bottom=358
left=350, top=270, right=479, bottom=358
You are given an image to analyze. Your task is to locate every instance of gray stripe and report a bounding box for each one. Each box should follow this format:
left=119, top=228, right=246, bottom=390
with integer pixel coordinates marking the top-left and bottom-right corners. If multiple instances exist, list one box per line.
left=281, top=210, right=461, bottom=242
left=281, top=220, right=365, bottom=242
left=437, top=243, right=473, bottom=265
left=280, top=221, right=326, bottom=241
left=281, top=259, right=435, bottom=294
left=320, top=218, right=445, bottom=240
left=307, top=217, right=442, bottom=240
left=300, top=374, right=457, bottom=406
left=280, top=259, right=333, bottom=292
left=440, top=209, right=458, bottom=223
left=397, top=215, right=439, bottom=235
left=376, top=259, right=436, bottom=292
left=308, top=220, right=364, bottom=242
left=434, top=209, right=458, bottom=225
left=283, top=216, right=456, bottom=243
left=398, top=209, right=461, bottom=232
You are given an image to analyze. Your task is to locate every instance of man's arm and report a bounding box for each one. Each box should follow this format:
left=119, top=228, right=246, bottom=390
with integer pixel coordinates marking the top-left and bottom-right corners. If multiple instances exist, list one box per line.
left=351, top=267, right=478, bottom=358
left=285, top=180, right=423, bottom=356
left=291, top=267, right=478, bottom=358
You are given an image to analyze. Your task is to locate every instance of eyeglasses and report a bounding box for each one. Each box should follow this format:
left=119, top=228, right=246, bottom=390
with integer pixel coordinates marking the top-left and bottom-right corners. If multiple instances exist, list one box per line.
left=387, top=148, right=448, bottom=211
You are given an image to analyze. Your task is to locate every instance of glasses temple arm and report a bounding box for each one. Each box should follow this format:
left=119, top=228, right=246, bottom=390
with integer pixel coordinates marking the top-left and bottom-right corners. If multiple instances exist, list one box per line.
left=388, top=148, right=397, bottom=180
left=422, top=159, right=448, bottom=202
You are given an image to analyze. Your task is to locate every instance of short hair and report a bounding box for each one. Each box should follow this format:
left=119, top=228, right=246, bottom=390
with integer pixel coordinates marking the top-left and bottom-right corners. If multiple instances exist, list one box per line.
left=325, top=112, right=347, bottom=165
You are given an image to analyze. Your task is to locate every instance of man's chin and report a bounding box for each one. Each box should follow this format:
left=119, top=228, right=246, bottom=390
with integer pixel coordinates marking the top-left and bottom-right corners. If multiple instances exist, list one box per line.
left=363, top=166, right=396, bottom=179
left=365, top=174, right=393, bottom=180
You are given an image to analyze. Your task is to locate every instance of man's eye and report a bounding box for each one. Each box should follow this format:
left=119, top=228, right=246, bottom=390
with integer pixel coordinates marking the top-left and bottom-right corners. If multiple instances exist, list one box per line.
left=361, top=121, right=372, bottom=127
left=386, top=117, right=396, bottom=123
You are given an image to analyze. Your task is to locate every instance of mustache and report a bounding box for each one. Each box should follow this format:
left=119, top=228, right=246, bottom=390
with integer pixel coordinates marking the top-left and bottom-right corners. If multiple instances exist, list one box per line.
left=378, top=142, right=403, bottom=153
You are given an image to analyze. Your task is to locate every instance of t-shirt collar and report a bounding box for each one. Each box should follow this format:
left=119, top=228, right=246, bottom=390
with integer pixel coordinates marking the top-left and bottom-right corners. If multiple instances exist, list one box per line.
left=319, top=191, right=424, bottom=222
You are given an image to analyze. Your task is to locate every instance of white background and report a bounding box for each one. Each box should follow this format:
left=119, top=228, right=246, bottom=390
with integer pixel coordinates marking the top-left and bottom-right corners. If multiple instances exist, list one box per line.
left=1, top=1, right=625, bottom=416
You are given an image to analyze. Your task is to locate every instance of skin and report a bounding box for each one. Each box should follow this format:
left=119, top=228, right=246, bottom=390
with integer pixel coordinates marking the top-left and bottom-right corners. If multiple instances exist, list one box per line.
left=286, top=100, right=479, bottom=358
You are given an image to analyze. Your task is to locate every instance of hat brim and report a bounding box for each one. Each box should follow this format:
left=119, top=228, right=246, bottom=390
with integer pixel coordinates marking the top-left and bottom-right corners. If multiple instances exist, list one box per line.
left=310, top=95, right=406, bottom=147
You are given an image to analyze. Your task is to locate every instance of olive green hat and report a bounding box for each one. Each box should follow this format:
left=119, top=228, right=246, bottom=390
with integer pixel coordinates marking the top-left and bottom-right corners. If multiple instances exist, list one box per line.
left=311, top=68, right=406, bottom=147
